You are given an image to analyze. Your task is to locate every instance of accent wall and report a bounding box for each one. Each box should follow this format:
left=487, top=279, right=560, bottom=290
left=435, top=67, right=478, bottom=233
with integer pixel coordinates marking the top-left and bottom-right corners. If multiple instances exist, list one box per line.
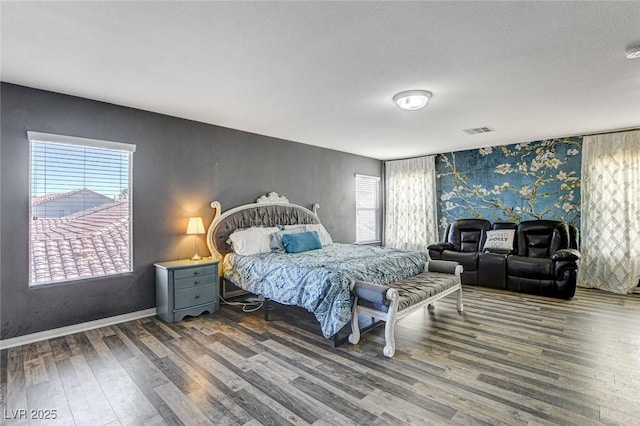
left=435, top=137, right=582, bottom=235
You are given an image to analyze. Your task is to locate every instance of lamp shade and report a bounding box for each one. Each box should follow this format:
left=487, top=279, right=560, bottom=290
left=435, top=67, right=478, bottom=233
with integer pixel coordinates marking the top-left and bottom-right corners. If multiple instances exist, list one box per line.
left=186, top=217, right=205, bottom=235
left=393, top=90, right=432, bottom=111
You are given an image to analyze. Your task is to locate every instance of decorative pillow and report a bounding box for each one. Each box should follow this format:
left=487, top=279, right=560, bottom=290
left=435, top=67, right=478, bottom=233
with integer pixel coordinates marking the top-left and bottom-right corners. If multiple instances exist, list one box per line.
left=283, top=223, right=333, bottom=246
left=281, top=231, right=323, bottom=253
left=483, top=229, right=516, bottom=253
left=228, top=226, right=280, bottom=256
left=270, top=226, right=309, bottom=252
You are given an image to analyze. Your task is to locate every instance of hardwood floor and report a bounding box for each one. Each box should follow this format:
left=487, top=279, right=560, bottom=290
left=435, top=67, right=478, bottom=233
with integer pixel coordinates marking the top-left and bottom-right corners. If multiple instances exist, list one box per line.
left=2, top=286, right=640, bottom=425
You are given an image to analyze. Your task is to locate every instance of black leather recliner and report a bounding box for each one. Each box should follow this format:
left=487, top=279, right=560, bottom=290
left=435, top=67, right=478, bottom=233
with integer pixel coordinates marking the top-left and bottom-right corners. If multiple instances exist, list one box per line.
left=428, top=219, right=491, bottom=285
left=506, top=220, right=580, bottom=299
left=429, top=219, right=581, bottom=299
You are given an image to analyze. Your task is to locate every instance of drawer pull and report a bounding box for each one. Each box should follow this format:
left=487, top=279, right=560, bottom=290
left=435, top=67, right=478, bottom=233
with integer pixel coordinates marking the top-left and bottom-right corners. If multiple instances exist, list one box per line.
left=195, top=294, right=201, bottom=299
left=194, top=271, right=200, bottom=275
left=194, top=280, right=200, bottom=285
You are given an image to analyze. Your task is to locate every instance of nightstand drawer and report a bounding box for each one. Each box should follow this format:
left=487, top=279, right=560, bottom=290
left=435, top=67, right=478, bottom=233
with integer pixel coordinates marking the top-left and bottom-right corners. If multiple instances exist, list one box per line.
left=174, top=264, right=217, bottom=280
left=174, top=285, right=216, bottom=310
left=175, top=273, right=216, bottom=290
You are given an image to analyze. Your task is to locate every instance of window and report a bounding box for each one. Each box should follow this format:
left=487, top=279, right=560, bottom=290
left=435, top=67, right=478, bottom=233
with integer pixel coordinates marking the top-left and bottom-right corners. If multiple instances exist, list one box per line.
left=355, top=174, right=381, bottom=244
left=28, top=131, right=135, bottom=285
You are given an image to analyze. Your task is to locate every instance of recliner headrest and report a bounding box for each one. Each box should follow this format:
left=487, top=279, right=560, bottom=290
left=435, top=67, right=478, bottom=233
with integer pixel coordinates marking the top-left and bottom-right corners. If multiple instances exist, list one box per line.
left=447, top=218, right=491, bottom=252
left=516, top=220, right=570, bottom=258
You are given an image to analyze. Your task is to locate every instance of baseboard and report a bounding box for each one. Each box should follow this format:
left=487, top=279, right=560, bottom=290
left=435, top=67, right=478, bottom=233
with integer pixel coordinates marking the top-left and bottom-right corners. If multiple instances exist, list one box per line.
left=0, top=308, right=157, bottom=350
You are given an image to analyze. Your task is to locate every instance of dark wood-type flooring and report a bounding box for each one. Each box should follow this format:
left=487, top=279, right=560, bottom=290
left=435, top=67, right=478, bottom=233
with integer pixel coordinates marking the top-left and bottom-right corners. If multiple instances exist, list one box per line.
left=2, top=286, right=640, bottom=425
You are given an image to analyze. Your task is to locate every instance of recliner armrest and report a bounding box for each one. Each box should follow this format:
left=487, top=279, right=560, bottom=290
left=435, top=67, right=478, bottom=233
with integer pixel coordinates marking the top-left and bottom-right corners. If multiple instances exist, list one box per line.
left=483, top=248, right=512, bottom=255
left=552, top=248, right=581, bottom=262
left=427, top=242, right=455, bottom=252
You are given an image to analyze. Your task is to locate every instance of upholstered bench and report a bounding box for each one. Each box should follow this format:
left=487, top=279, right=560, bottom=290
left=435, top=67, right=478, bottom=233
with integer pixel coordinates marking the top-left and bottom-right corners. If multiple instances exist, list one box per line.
left=348, top=260, right=463, bottom=357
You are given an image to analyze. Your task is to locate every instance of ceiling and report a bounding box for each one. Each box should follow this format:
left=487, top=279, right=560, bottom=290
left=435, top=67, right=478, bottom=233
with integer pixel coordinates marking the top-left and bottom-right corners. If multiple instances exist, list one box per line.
left=2, top=2, right=639, bottom=161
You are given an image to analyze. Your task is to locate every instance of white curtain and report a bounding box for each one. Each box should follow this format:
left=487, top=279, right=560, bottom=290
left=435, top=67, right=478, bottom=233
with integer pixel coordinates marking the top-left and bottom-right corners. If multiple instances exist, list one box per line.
left=578, top=130, right=640, bottom=294
left=384, top=156, right=438, bottom=251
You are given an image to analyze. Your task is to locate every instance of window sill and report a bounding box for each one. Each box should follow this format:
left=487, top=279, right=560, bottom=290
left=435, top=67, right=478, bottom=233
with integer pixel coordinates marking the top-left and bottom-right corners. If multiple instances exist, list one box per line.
left=354, top=241, right=382, bottom=246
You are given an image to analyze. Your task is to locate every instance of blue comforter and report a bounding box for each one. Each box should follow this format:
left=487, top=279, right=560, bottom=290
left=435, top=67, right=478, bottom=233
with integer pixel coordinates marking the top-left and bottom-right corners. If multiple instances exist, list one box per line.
left=223, top=243, right=429, bottom=338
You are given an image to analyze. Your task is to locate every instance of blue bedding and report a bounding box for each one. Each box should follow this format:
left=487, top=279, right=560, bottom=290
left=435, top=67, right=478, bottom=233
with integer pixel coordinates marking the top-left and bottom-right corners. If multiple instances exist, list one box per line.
left=223, top=243, right=429, bottom=338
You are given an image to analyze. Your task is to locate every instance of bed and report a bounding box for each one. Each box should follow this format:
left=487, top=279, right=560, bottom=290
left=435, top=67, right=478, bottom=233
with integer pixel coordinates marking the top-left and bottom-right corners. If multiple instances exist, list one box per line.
left=206, top=192, right=430, bottom=338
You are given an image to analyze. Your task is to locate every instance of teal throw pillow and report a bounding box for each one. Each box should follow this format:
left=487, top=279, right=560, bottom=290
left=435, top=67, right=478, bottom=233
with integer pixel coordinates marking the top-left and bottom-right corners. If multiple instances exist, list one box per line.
left=281, top=231, right=322, bottom=253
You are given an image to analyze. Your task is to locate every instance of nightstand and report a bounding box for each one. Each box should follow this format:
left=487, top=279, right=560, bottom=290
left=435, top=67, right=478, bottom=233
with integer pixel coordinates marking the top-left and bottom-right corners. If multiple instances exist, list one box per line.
left=154, top=258, right=219, bottom=323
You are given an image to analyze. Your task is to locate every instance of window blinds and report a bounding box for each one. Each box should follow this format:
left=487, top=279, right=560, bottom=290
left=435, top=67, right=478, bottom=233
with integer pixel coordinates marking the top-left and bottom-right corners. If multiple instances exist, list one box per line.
left=355, top=174, right=381, bottom=244
left=28, top=131, right=135, bottom=285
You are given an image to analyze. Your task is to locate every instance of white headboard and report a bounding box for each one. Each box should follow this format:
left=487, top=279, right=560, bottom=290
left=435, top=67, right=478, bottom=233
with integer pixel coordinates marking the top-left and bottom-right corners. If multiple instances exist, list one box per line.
left=206, top=192, right=321, bottom=258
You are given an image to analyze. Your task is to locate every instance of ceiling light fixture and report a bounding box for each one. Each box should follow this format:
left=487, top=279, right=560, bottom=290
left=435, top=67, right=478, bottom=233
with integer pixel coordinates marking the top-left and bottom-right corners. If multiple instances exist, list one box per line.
left=626, top=43, right=640, bottom=59
left=392, top=90, right=432, bottom=111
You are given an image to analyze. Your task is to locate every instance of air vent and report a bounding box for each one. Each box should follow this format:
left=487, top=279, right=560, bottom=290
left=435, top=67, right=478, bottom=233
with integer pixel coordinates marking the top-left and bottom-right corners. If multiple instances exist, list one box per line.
left=463, top=126, right=494, bottom=135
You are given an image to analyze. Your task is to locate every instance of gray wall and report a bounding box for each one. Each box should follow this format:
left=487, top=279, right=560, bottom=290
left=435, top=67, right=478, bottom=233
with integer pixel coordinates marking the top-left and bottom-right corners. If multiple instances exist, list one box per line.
left=0, top=83, right=382, bottom=339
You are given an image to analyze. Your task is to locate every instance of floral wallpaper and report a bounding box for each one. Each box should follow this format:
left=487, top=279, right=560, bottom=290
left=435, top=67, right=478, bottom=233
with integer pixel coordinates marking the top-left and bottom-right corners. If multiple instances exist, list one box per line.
left=436, top=137, right=582, bottom=234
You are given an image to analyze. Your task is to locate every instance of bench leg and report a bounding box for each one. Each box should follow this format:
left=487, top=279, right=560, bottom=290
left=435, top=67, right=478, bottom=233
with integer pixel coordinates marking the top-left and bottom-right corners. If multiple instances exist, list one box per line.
left=457, top=287, right=464, bottom=312
left=348, top=301, right=361, bottom=345
left=383, top=315, right=397, bottom=358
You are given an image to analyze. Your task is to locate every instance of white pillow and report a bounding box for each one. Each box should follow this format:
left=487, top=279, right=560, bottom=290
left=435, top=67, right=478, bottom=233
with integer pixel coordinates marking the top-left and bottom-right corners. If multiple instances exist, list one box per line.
left=483, top=229, right=516, bottom=252
left=229, top=227, right=280, bottom=256
left=283, top=223, right=333, bottom=246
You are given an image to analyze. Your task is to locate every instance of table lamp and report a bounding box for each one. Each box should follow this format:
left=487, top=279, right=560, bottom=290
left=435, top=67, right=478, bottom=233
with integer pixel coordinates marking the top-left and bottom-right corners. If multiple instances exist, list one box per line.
left=186, top=216, right=205, bottom=260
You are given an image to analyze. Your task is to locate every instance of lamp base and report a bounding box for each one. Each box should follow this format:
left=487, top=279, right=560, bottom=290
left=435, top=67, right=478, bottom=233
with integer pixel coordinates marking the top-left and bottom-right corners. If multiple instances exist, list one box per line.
left=191, top=253, right=202, bottom=261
